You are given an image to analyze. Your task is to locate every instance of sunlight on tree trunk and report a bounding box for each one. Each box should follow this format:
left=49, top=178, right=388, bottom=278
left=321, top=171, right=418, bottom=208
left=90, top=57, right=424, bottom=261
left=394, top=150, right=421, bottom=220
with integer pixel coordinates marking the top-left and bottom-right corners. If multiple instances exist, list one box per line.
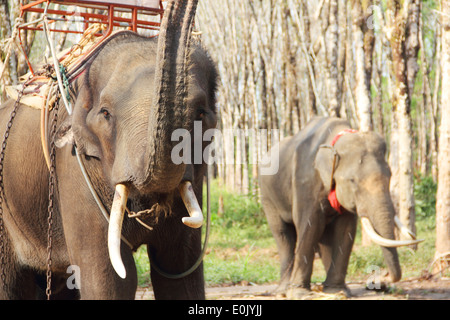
left=386, top=0, right=417, bottom=247
left=353, top=0, right=373, bottom=132
left=434, top=0, right=450, bottom=274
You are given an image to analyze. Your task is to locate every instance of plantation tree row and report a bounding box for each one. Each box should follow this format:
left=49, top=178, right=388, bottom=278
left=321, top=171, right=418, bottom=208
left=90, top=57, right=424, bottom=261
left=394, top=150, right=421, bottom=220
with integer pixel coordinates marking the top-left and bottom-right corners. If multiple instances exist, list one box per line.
left=196, top=0, right=449, bottom=268
left=0, top=0, right=449, bottom=274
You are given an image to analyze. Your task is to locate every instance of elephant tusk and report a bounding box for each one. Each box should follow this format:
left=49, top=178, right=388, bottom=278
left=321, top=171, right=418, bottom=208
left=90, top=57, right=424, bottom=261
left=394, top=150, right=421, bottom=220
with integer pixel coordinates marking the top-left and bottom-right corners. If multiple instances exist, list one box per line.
left=361, top=217, right=424, bottom=248
left=394, top=215, right=416, bottom=240
left=179, top=181, right=203, bottom=228
left=108, top=183, right=129, bottom=279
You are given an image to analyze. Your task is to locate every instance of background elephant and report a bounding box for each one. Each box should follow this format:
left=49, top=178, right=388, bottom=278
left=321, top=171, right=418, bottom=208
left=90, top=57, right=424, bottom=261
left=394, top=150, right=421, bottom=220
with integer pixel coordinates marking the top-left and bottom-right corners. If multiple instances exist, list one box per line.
left=0, top=0, right=217, bottom=299
left=260, top=117, right=421, bottom=298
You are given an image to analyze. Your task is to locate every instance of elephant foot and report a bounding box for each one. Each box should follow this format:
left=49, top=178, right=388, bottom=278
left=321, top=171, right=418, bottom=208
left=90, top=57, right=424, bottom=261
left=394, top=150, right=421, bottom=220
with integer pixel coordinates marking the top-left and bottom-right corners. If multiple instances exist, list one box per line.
left=274, top=282, right=289, bottom=298
left=286, top=285, right=311, bottom=300
left=322, top=283, right=352, bottom=298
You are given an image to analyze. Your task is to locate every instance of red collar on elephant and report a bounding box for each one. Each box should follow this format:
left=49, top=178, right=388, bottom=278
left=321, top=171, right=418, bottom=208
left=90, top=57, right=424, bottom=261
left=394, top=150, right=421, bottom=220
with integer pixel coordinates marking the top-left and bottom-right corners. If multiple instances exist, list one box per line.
left=328, top=128, right=358, bottom=214
left=328, top=189, right=343, bottom=214
left=330, top=129, right=358, bottom=147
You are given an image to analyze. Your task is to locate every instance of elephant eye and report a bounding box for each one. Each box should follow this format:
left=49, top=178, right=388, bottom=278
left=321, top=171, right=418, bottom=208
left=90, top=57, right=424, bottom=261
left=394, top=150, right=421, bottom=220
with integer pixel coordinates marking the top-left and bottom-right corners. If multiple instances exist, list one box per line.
left=196, top=108, right=206, bottom=120
left=100, top=108, right=111, bottom=120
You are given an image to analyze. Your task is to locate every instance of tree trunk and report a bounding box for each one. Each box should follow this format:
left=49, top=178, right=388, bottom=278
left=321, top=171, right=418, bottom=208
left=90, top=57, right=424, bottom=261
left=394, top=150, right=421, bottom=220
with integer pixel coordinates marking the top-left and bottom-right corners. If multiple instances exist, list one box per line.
left=405, top=0, right=420, bottom=100
left=418, top=2, right=431, bottom=176
left=431, top=20, right=441, bottom=183
left=351, top=0, right=374, bottom=246
left=362, top=1, right=375, bottom=95
left=294, top=0, right=317, bottom=118
left=337, top=0, right=347, bottom=116
left=387, top=0, right=417, bottom=247
left=326, top=0, right=340, bottom=116
left=434, top=0, right=450, bottom=274
left=0, top=0, right=16, bottom=94
left=373, top=34, right=384, bottom=137
left=352, top=0, right=373, bottom=132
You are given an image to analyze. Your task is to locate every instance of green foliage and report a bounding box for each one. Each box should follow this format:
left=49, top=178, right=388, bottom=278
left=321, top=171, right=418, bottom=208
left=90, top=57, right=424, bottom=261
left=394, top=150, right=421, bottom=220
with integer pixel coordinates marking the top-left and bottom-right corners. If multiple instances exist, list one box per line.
left=133, top=180, right=278, bottom=287
left=207, top=180, right=266, bottom=229
left=134, top=177, right=438, bottom=288
left=133, top=246, right=150, bottom=287
left=348, top=246, right=385, bottom=278
left=204, top=242, right=278, bottom=285
left=414, top=176, right=437, bottom=220
left=202, top=180, right=278, bottom=285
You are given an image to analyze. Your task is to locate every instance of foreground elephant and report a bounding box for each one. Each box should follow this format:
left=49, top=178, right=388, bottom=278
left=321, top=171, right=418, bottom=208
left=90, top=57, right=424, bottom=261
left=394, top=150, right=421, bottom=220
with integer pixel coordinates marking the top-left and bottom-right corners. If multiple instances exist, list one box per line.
left=0, top=1, right=217, bottom=299
left=260, top=117, right=422, bottom=298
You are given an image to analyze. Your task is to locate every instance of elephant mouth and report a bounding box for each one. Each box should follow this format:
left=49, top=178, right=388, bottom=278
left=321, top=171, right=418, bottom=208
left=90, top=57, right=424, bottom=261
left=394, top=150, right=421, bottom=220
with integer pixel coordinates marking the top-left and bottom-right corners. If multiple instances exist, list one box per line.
left=107, top=181, right=203, bottom=279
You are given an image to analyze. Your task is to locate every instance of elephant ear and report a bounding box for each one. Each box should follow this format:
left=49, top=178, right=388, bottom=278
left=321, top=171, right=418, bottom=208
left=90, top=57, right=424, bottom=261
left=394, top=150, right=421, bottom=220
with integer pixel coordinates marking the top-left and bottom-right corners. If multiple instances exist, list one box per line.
left=55, top=82, right=102, bottom=159
left=55, top=119, right=74, bottom=148
left=314, top=146, right=335, bottom=192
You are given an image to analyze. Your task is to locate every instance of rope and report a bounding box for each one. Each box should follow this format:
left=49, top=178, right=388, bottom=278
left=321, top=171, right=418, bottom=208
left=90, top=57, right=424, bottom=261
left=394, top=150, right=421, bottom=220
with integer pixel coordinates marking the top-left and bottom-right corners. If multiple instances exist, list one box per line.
left=42, top=10, right=72, bottom=115
left=149, top=169, right=212, bottom=279
left=74, top=148, right=134, bottom=250
left=0, top=18, right=24, bottom=83
left=60, top=23, right=107, bottom=71
left=9, top=1, right=209, bottom=282
left=428, top=251, right=450, bottom=276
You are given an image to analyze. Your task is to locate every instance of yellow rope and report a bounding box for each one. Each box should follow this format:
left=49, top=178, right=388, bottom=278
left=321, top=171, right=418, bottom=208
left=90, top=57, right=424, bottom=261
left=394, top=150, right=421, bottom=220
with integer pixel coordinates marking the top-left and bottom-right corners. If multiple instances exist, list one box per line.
left=4, top=23, right=107, bottom=110
left=60, top=23, right=107, bottom=71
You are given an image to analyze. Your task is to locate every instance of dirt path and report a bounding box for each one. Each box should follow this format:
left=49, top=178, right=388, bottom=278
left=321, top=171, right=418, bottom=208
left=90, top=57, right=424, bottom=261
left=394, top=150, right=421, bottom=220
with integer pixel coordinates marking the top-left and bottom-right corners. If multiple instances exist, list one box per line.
left=136, top=278, right=450, bottom=300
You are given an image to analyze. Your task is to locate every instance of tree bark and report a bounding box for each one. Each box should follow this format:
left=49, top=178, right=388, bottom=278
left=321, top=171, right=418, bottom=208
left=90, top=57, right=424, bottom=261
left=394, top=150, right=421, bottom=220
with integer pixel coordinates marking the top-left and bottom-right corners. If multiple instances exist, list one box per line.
left=0, top=0, right=16, bottom=93
left=387, top=0, right=417, bottom=246
left=418, top=2, right=431, bottom=176
left=434, top=0, right=450, bottom=273
left=352, top=0, right=373, bottom=132
left=405, top=0, right=420, bottom=100
left=326, top=0, right=340, bottom=116
left=431, top=20, right=441, bottom=182
left=294, top=0, right=317, bottom=119
left=337, top=0, right=347, bottom=116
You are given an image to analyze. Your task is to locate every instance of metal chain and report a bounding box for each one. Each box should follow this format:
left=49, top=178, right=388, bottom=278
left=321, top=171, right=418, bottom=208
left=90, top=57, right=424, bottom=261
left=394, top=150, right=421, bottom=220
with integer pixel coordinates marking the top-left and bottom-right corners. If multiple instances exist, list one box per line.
left=0, top=82, right=27, bottom=294
left=45, top=95, right=60, bottom=300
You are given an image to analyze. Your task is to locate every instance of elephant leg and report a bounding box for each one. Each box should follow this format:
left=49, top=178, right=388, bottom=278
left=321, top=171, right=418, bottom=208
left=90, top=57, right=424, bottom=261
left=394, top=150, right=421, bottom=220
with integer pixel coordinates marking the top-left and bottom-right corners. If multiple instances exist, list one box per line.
left=263, top=201, right=296, bottom=294
left=0, top=252, right=38, bottom=299
left=319, top=212, right=357, bottom=296
left=57, top=164, right=138, bottom=299
left=0, top=270, right=37, bottom=299
left=288, top=207, right=324, bottom=298
left=65, top=236, right=137, bottom=299
left=148, top=214, right=205, bottom=300
left=149, top=252, right=205, bottom=300
left=60, top=208, right=137, bottom=299
left=34, top=272, right=81, bottom=300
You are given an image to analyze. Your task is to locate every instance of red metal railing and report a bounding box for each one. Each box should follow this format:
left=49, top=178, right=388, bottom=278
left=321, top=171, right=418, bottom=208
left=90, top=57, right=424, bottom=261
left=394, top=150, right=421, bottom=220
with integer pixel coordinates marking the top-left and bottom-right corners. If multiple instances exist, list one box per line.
left=19, top=0, right=165, bottom=36
left=16, top=0, right=165, bottom=76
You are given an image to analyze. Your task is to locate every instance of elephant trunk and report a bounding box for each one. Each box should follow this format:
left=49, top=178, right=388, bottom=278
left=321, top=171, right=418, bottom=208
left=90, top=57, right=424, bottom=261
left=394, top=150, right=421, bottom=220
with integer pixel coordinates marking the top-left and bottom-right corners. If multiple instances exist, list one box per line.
left=362, top=215, right=402, bottom=282
left=108, top=181, right=203, bottom=278
left=107, top=0, right=204, bottom=279
left=359, top=195, right=422, bottom=283
left=139, top=0, right=199, bottom=193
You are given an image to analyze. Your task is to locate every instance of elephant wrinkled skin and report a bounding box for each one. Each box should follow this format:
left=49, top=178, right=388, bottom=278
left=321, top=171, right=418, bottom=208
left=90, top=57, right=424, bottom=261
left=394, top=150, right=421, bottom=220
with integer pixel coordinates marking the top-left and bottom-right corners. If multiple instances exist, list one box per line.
left=260, top=117, right=418, bottom=298
left=0, top=1, right=217, bottom=300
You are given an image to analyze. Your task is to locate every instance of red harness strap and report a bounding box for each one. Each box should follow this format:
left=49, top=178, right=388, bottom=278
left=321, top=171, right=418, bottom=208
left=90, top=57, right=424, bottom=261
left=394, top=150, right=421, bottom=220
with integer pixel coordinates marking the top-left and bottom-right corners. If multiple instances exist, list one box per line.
left=327, top=129, right=358, bottom=214
left=330, top=129, right=358, bottom=146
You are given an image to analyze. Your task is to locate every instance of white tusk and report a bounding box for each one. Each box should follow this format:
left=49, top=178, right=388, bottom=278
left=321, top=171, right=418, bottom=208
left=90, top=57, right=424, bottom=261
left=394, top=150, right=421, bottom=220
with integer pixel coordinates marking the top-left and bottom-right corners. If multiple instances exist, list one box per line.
left=361, top=217, right=424, bottom=248
left=394, top=215, right=416, bottom=240
left=179, top=181, right=203, bottom=228
left=108, top=184, right=129, bottom=279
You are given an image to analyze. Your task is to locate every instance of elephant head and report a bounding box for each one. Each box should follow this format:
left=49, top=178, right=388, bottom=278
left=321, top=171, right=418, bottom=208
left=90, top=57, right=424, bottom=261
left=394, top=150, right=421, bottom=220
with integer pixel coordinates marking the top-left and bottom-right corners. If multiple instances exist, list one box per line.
left=55, top=0, right=217, bottom=278
left=315, top=130, right=422, bottom=282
